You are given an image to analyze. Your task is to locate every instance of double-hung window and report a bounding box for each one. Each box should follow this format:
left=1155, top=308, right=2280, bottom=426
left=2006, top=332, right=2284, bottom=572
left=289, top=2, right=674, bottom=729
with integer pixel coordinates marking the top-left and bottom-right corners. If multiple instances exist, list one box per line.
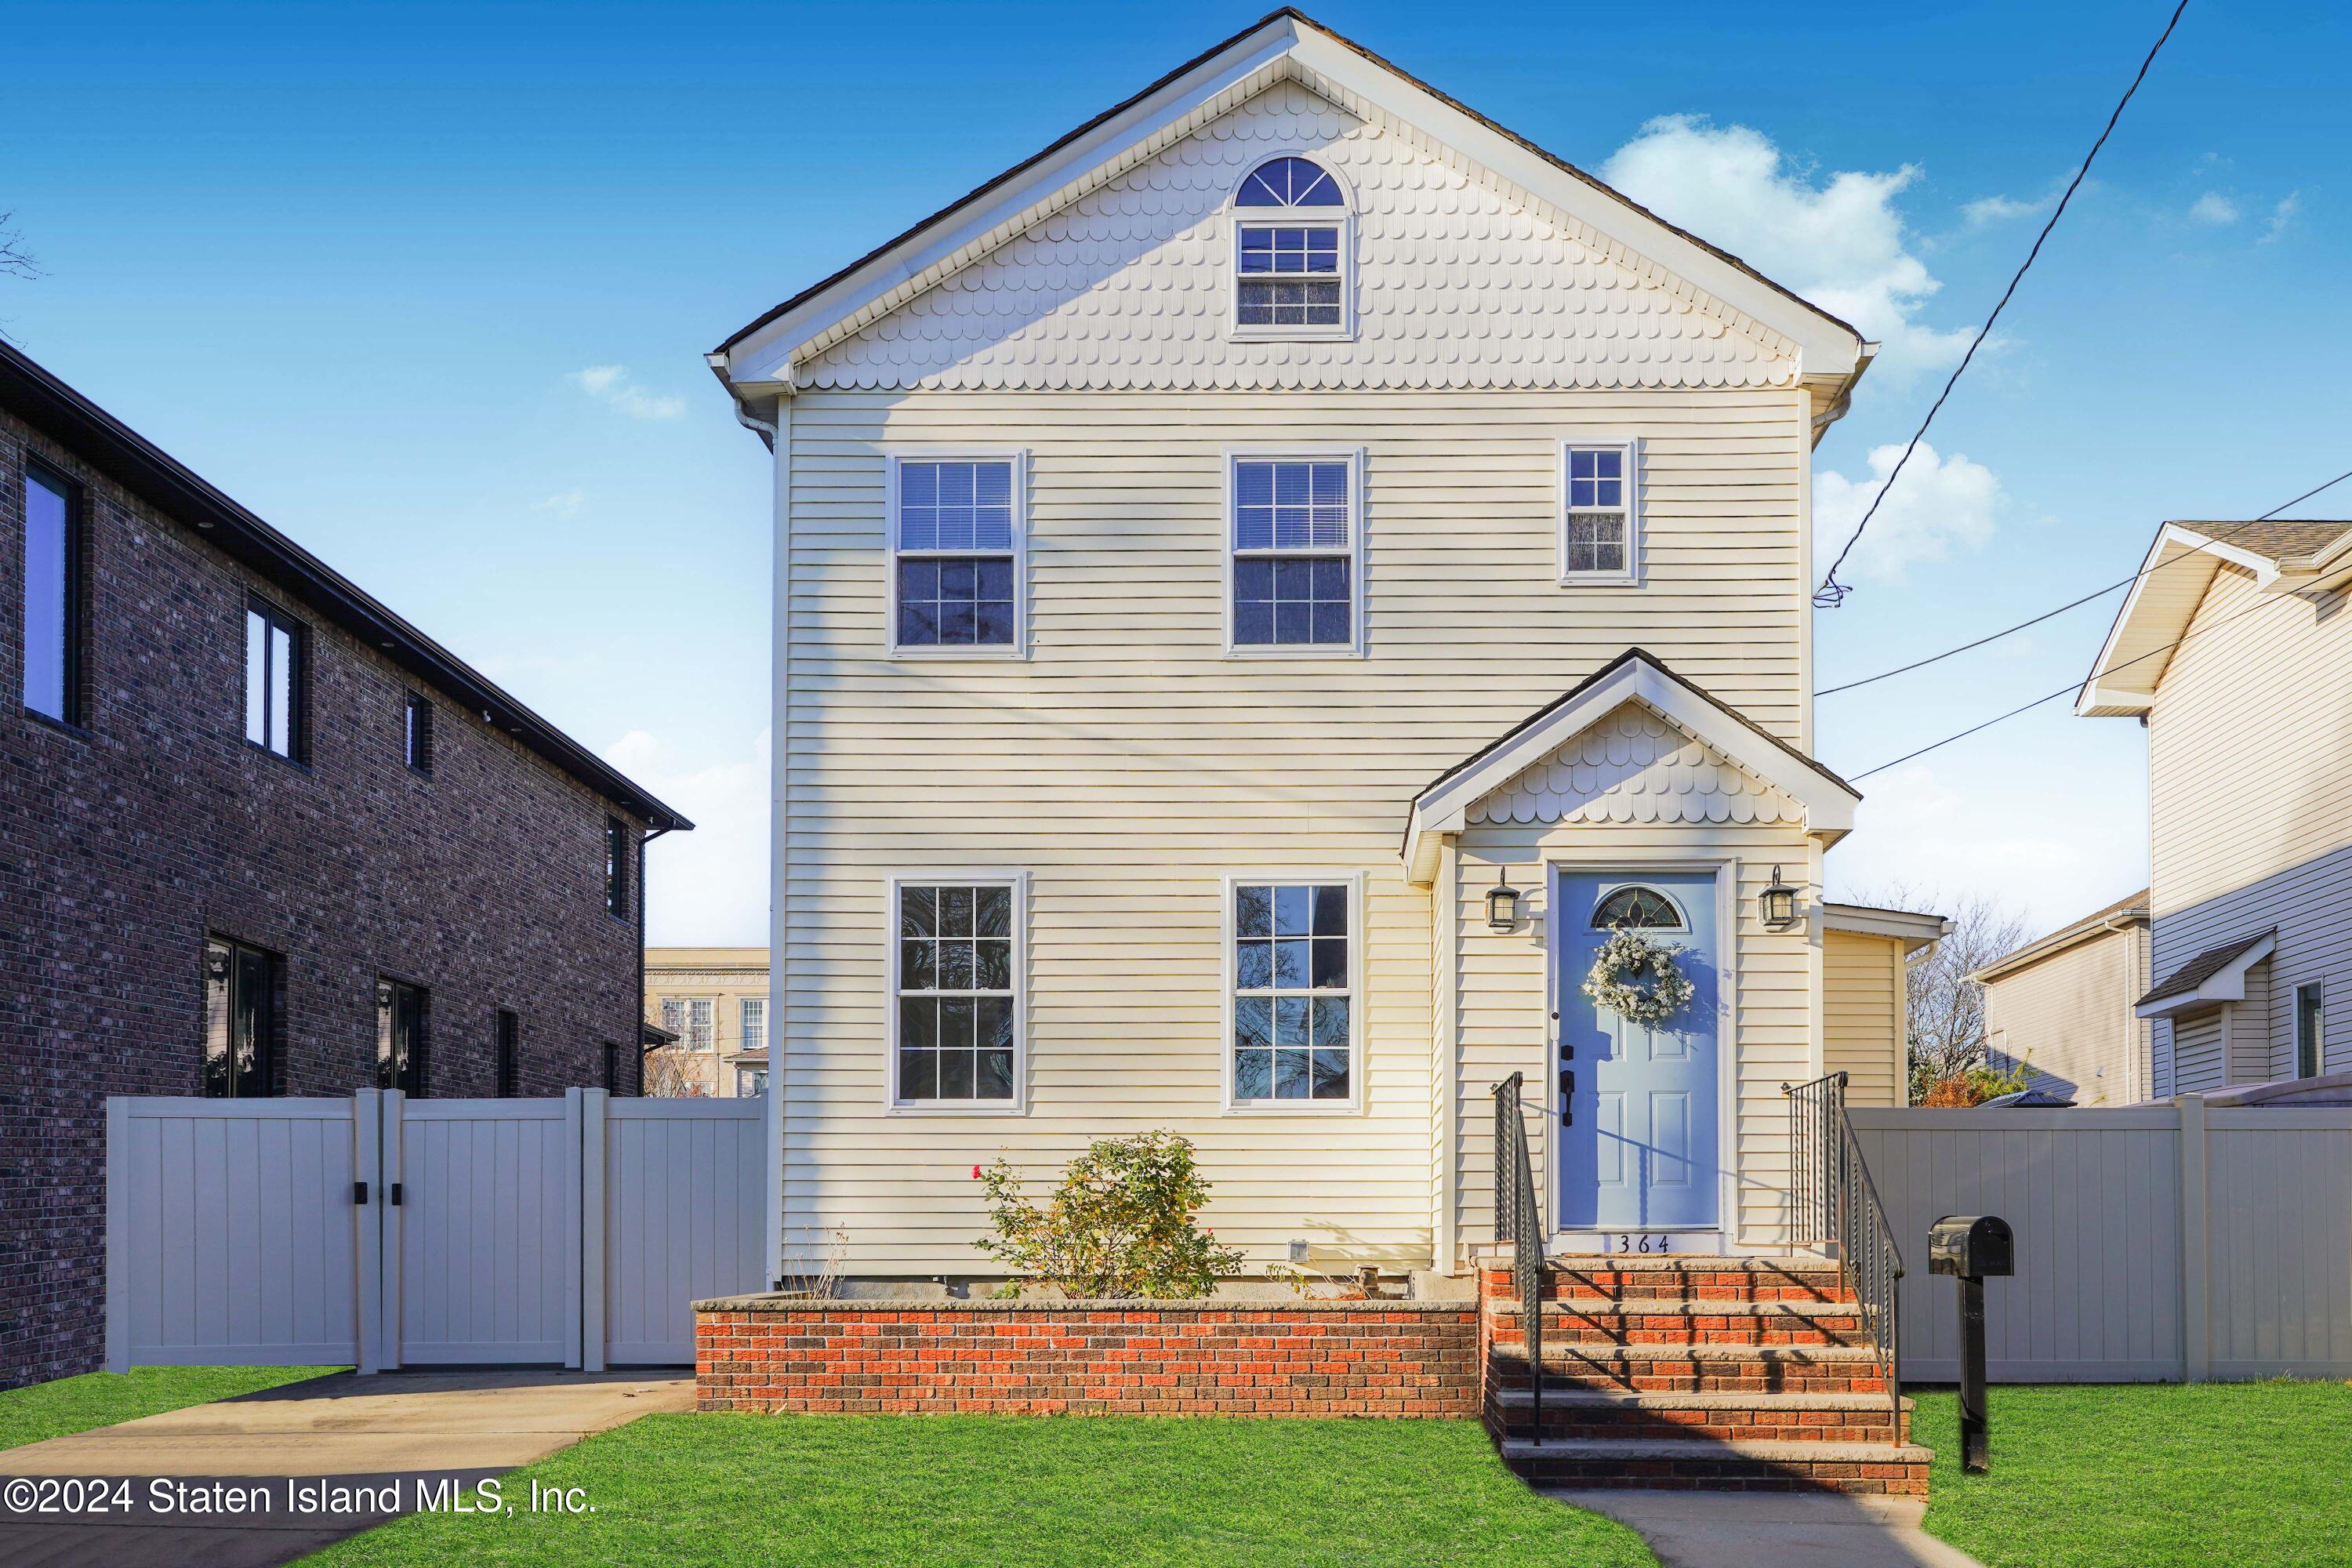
left=741, top=997, right=766, bottom=1055
left=404, top=692, right=434, bottom=775
left=1228, top=452, right=1363, bottom=653
left=1228, top=877, right=1359, bottom=1109
left=202, top=936, right=281, bottom=1098
left=1231, top=155, right=1349, bottom=337
left=2296, top=984, right=2325, bottom=1078
left=605, top=816, right=630, bottom=920
left=244, top=598, right=307, bottom=760
left=1559, top=441, right=1639, bottom=585
left=889, top=455, right=1022, bottom=655
left=22, top=462, right=82, bottom=726
left=889, top=875, right=1024, bottom=1108
left=495, top=1009, right=521, bottom=1098
left=376, top=977, right=429, bottom=1095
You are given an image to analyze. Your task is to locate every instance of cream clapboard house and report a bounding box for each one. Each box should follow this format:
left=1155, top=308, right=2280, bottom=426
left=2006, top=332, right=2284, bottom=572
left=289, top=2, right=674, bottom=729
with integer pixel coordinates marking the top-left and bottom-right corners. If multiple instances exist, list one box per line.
left=710, top=11, right=1930, bottom=1283
left=1973, top=890, right=2153, bottom=1105
left=2081, top=517, right=2352, bottom=1097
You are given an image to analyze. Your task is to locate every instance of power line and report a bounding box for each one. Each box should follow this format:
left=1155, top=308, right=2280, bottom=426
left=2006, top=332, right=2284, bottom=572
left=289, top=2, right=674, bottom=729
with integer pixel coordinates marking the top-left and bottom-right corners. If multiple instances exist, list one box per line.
left=1817, top=464, right=2352, bottom=697
left=1849, top=571, right=2311, bottom=780
left=1814, top=0, right=2191, bottom=610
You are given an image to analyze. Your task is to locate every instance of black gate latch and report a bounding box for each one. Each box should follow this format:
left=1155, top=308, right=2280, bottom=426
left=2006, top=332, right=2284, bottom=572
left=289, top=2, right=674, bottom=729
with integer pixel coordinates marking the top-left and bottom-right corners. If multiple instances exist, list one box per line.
left=353, top=1181, right=368, bottom=1205
left=389, top=1182, right=404, bottom=1207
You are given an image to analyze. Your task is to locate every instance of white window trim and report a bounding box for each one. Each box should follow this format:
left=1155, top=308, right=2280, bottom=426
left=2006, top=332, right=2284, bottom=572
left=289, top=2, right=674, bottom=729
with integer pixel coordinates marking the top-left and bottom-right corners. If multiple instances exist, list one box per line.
left=1220, top=445, right=1368, bottom=659
left=1557, top=437, right=1642, bottom=587
left=739, top=996, right=767, bottom=1055
left=882, top=869, right=1029, bottom=1115
left=1225, top=153, right=1356, bottom=343
left=1219, top=869, right=1367, bottom=1116
left=883, top=448, right=1030, bottom=660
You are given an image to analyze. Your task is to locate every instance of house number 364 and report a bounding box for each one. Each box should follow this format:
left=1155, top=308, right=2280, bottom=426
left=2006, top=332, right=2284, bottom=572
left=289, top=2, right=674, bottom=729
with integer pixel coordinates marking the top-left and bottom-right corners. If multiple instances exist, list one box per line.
left=1615, top=1234, right=1671, bottom=1254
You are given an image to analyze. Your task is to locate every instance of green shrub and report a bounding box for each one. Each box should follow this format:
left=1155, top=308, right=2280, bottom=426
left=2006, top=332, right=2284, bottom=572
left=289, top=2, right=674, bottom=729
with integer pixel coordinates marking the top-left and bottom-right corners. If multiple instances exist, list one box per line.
left=977, top=1131, right=1245, bottom=1298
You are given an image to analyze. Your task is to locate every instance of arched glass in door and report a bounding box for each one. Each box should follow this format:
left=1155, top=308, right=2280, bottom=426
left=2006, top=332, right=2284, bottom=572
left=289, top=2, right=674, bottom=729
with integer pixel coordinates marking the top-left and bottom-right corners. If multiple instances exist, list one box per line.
left=1591, top=884, right=1686, bottom=931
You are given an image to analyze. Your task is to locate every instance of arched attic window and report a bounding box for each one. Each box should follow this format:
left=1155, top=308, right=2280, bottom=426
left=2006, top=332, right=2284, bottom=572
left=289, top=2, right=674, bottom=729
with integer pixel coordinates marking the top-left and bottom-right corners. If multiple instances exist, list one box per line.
left=1592, top=885, right=1686, bottom=931
left=1230, top=156, right=1350, bottom=338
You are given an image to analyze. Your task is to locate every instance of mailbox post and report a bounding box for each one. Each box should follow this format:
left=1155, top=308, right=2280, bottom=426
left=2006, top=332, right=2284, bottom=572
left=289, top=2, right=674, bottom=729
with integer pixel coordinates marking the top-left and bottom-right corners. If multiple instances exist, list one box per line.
left=1928, top=1214, right=2014, bottom=1473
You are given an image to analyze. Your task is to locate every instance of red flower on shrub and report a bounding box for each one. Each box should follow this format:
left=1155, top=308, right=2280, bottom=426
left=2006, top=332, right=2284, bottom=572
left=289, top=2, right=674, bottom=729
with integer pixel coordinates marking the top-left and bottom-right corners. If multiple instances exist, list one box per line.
left=971, top=1164, right=982, bottom=1179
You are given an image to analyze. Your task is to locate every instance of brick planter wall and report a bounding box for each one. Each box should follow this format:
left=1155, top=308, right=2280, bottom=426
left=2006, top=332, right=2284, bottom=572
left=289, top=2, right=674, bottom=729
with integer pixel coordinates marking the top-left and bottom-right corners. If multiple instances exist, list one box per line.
left=695, top=1296, right=1480, bottom=1418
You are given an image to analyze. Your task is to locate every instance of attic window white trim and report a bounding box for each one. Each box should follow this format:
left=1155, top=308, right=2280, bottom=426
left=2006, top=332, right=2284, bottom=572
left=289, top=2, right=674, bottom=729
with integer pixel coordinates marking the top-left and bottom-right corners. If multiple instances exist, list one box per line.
left=1227, top=154, right=1356, bottom=344
left=1558, top=440, right=1640, bottom=586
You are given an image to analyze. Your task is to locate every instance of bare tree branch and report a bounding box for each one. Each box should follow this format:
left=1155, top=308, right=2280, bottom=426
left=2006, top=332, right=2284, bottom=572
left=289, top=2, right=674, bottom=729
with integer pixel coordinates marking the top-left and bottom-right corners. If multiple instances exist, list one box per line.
left=641, top=1044, right=714, bottom=1098
left=0, top=212, right=38, bottom=281
left=1848, top=882, right=2033, bottom=1103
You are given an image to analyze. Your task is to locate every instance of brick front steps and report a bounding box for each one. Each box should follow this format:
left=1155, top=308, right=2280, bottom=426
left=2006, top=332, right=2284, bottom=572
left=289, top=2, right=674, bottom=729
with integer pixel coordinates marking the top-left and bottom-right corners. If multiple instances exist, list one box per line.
left=1479, top=1256, right=1929, bottom=1497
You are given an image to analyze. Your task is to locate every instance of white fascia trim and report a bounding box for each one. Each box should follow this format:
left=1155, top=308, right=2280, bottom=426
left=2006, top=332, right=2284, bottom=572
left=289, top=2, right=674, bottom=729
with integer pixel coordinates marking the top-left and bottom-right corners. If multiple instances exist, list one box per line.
left=722, top=21, right=1298, bottom=383
left=1403, top=658, right=1858, bottom=884
left=1821, top=902, right=1950, bottom=953
left=1280, top=31, right=1862, bottom=376
left=2077, top=524, right=2230, bottom=717
left=2136, top=931, right=2276, bottom=1021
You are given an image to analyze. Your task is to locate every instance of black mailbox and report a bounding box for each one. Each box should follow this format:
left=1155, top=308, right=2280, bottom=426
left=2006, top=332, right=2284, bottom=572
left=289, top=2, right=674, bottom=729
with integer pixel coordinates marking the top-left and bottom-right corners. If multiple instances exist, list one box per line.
left=1929, top=1214, right=2014, bottom=1279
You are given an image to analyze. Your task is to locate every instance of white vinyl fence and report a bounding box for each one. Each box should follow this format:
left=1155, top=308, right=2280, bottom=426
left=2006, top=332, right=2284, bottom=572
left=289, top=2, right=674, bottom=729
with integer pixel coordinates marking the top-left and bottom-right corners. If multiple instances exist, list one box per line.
left=107, top=1088, right=764, bottom=1373
left=1850, top=1098, right=2352, bottom=1383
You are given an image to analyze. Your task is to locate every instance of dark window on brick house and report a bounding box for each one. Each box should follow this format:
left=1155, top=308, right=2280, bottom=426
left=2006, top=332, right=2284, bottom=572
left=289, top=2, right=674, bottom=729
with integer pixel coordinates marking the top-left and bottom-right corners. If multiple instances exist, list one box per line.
left=405, top=692, right=434, bottom=775
left=605, top=817, right=630, bottom=920
left=22, top=462, right=82, bottom=726
left=602, top=1040, right=620, bottom=1094
left=202, top=937, right=281, bottom=1098
left=496, top=1009, right=521, bottom=1098
left=376, top=978, right=429, bottom=1096
left=244, top=598, right=307, bottom=761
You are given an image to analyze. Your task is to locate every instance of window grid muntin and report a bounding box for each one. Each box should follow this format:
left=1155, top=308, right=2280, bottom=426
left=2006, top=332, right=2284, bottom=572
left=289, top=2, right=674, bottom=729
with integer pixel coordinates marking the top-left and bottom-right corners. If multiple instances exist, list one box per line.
left=1560, top=444, right=1635, bottom=581
left=1231, top=457, right=1356, bottom=649
left=890, top=456, right=1020, bottom=653
left=1236, top=157, right=1343, bottom=207
left=1232, top=881, right=1353, bottom=1103
left=896, top=881, right=1018, bottom=1103
left=742, top=997, right=767, bottom=1054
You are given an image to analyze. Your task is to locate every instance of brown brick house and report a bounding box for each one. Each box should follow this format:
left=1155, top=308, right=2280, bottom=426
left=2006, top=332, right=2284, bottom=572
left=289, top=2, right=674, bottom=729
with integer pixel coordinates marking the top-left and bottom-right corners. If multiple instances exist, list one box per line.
left=0, top=342, right=691, bottom=1388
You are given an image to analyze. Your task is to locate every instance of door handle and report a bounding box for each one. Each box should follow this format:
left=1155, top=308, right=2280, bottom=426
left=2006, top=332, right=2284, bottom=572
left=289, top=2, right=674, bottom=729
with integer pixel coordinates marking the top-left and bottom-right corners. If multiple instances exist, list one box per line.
left=1558, top=1068, right=1575, bottom=1126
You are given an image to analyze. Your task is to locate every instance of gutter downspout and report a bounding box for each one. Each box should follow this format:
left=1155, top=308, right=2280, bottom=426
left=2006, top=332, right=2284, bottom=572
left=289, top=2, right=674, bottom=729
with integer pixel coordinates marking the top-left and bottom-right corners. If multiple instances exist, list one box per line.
left=635, top=822, right=677, bottom=1094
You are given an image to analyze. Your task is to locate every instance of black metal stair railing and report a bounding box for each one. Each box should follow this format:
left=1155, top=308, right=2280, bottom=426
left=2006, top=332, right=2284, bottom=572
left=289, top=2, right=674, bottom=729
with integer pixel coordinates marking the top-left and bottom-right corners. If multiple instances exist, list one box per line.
left=1493, top=1072, right=1544, bottom=1444
left=1784, top=1071, right=1904, bottom=1427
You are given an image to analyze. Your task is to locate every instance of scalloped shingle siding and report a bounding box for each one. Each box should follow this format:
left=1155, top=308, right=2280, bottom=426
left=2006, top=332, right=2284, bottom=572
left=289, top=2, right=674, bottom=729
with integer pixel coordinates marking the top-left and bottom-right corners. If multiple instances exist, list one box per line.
left=1468, top=702, right=1800, bottom=827
left=804, top=82, right=1793, bottom=394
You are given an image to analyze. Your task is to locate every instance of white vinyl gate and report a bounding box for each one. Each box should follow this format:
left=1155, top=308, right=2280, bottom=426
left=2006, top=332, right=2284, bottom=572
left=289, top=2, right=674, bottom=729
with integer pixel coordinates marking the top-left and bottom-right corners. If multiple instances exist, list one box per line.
left=107, top=1088, right=764, bottom=1373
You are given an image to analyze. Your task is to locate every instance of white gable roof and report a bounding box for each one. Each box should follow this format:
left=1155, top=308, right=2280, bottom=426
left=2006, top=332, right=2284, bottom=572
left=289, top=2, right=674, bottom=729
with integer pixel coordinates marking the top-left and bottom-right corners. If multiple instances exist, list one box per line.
left=1402, top=649, right=1860, bottom=884
left=713, top=10, right=1867, bottom=398
left=2078, top=521, right=2352, bottom=717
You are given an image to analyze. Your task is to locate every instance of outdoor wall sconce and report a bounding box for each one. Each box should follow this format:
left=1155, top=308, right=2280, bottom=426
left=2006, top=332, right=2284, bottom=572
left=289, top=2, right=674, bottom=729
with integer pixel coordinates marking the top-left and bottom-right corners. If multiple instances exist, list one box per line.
left=1486, top=867, right=1521, bottom=931
left=1760, top=866, right=1799, bottom=931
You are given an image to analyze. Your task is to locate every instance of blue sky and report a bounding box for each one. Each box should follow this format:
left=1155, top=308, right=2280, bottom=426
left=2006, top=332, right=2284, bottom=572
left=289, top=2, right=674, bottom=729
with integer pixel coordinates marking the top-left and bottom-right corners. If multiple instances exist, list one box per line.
left=6, top=1, right=2347, bottom=942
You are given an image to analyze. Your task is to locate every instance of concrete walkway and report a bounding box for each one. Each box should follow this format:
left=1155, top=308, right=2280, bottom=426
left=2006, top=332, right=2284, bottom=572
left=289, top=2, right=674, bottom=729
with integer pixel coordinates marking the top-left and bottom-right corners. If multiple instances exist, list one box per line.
left=1551, top=1488, right=1987, bottom=1568
left=0, top=1368, right=693, bottom=1567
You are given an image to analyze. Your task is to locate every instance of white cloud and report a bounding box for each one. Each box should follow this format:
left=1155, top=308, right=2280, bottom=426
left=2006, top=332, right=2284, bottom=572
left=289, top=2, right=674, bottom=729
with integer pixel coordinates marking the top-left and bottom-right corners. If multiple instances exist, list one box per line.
left=2260, top=191, right=2303, bottom=245
left=571, top=364, right=685, bottom=421
left=2188, top=191, right=2240, bottom=226
left=1814, top=440, right=2001, bottom=584
left=1598, top=115, right=1975, bottom=381
left=605, top=728, right=770, bottom=945
left=1962, top=191, right=2053, bottom=227
left=1826, top=761, right=2146, bottom=936
left=533, top=489, right=586, bottom=516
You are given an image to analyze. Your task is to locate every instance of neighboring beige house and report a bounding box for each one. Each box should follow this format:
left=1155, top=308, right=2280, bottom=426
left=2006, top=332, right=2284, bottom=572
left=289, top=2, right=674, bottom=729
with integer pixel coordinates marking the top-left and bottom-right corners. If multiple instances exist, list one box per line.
left=1821, top=903, right=1950, bottom=1107
left=1972, top=890, right=2152, bottom=1105
left=709, top=13, right=1933, bottom=1280
left=644, top=948, right=771, bottom=1098
left=2081, top=517, right=2352, bottom=1095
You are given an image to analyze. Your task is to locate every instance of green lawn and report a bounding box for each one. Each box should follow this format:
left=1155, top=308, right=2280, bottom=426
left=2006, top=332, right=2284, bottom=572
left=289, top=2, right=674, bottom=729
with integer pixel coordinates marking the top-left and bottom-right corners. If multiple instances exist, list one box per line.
left=309, top=1414, right=1658, bottom=1568
left=1915, top=1381, right=2352, bottom=1567
left=0, top=1365, right=341, bottom=1450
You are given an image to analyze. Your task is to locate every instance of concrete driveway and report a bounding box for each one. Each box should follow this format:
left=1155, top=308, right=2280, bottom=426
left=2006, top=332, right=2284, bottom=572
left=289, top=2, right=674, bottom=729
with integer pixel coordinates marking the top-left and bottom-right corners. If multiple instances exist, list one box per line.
left=0, top=1368, right=693, bottom=1567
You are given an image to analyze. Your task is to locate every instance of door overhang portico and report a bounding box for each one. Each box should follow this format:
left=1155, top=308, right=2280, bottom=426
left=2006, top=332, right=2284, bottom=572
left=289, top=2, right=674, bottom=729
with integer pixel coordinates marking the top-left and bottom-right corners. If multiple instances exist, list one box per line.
left=1401, top=648, right=1859, bottom=888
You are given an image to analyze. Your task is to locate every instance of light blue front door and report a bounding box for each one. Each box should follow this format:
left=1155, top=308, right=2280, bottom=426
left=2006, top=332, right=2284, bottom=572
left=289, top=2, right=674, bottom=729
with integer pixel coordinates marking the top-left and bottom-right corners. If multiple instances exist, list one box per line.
left=1557, top=870, right=1721, bottom=1231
